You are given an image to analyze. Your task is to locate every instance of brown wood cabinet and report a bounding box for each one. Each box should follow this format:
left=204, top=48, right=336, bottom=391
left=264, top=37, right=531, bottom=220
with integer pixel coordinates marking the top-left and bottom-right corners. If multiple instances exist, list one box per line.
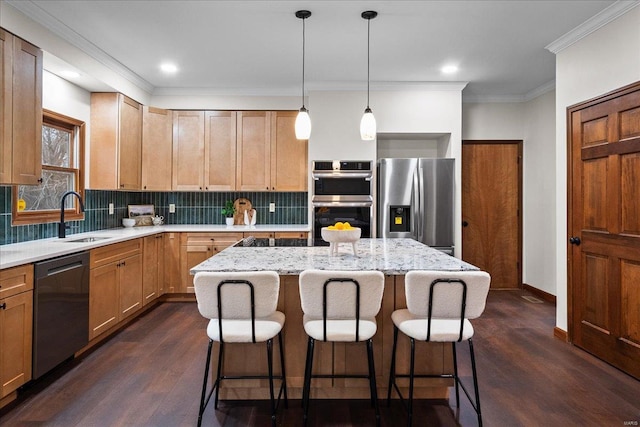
left=89, top=240, right=142, bottom=340
left=163, top=232, right=181, bottom=294
left=205, top=111, right=237, bottom=191
left=142, top=234, right=164, bottom=305
left=0, top=28, right=42, bottom=185
left=270, top=111, right=308, bottom=191
left=236, top=111, right=308, bottom=191
left=179, top=232, right=242, bottom=293
left=172, top=110, right=205, bottom=190
left=0, top=264, right=33, bottom=399
left=90, top=93, right=142, bottom=190
left=142, top=106, right=173, bottom=191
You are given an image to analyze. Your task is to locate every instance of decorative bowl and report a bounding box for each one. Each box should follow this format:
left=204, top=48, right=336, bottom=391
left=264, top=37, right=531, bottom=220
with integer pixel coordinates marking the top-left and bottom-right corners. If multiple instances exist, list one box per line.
left=122, top=218, right=136, bottom=228
left=321, top=227, right=361, bottom=255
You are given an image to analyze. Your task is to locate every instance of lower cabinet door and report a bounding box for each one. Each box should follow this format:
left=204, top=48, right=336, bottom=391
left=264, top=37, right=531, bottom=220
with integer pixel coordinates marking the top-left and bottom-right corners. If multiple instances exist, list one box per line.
left=0, top=291, right=33, bottom=398
left=119, top=253, right=143, bottom=319
left=89, top=263, right=119, bottom=340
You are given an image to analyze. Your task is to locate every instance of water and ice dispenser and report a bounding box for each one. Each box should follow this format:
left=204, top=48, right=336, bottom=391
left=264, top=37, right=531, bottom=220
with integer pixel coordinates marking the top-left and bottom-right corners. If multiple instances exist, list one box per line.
left=389, top=206, right=410, bottom=233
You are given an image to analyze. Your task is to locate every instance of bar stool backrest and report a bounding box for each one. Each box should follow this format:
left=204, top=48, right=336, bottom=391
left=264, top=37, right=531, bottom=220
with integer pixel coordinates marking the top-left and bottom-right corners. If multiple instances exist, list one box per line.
left=299, top=270, right=385, bottom=320
left=194, top=271, right=280, bottom=320
left=405, top=270, right=491, bottom=320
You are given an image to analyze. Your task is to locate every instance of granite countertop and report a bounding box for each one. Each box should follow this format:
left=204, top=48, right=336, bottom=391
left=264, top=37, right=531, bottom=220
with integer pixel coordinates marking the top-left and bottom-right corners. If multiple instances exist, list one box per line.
left=0, top=224, right=310, bottom=269
left=191, top=238, right=478, bottom=275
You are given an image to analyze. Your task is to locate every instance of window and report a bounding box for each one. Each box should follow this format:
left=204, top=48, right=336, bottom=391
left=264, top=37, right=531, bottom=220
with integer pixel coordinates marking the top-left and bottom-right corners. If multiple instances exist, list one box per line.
left=13, top=110, right=85, bottom=225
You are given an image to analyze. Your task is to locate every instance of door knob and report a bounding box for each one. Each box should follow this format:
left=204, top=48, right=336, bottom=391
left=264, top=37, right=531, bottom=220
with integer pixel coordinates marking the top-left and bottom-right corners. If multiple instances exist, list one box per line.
left=569, top=236, right=581, bottom=246
left=462, top=221, right=469, bottom=227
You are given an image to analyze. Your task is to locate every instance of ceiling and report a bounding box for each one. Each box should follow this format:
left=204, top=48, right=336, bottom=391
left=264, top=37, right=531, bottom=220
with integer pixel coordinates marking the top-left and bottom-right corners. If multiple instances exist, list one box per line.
left=5, top=0, right=625, bottom=102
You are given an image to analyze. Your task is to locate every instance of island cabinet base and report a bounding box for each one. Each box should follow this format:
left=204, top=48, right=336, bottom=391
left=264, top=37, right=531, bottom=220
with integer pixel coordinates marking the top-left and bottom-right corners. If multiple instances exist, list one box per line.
left=211, top=275, right=453, bottom=400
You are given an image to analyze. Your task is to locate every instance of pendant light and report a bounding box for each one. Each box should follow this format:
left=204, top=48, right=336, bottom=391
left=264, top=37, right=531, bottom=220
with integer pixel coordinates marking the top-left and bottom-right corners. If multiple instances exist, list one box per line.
left=295, top=10, right=312, bottom=140
left=360, top=10, right=377, bottom=141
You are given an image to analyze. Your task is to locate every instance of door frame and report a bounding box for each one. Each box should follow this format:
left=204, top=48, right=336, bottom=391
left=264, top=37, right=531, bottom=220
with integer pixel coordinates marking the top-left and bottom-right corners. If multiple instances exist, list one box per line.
left=565, top=80, right=640, bottom=343
left=461, top=139, right=523, bottom=288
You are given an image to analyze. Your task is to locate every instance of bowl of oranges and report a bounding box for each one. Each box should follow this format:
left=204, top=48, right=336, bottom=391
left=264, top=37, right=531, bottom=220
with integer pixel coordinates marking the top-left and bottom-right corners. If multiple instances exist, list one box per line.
left=321, top=222, right=361, bottom=255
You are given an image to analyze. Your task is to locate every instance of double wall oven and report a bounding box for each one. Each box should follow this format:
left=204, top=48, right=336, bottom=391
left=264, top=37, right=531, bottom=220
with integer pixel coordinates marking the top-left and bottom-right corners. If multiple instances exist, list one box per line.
left=312, top=161, right=373, bottom=245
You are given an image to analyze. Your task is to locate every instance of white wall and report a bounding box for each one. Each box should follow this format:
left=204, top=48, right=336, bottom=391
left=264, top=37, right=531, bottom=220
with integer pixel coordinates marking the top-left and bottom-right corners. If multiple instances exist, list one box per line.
left=554, top=6, right=640, bottom=331
left=462, top=103, right=525, bottom=140
left=522, top=90, right=556, bottom=296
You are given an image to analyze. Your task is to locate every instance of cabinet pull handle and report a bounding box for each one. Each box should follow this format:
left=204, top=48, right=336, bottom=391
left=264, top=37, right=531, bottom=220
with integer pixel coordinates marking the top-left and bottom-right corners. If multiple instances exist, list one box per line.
left=122, top=261, right=126, bottom=266
left=0, top=303, right=6, bottom=310
left=37, top=178, right=43, bottom=183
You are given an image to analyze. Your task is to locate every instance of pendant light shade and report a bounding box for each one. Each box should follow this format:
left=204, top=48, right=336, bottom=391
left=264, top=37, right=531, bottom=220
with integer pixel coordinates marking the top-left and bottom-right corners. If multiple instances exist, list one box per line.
left=360, top=10, right=377, bottom=141
left=295, top=10, right=312, bottom=140
left=295, top=106, right=311, bottom=140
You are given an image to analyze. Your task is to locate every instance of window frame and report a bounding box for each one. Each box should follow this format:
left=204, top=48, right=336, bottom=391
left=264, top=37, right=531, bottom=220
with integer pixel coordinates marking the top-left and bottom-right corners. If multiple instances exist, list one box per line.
left=12, top=109, right=86, bottom=225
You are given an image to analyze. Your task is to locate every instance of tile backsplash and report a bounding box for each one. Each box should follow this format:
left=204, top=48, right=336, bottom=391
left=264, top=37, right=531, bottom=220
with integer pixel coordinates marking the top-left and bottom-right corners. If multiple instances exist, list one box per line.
left=0, top=187, right=308, bottom=245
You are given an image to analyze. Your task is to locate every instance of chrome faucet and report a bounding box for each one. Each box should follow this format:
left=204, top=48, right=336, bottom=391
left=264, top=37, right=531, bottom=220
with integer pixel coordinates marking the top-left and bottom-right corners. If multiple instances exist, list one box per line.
left=59, top=191, right=85, bottom=238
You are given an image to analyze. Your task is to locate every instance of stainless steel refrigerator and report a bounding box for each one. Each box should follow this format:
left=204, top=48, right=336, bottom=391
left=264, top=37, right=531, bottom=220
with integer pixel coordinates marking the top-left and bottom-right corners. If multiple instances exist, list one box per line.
left=377, top=158, right=455, bottom=254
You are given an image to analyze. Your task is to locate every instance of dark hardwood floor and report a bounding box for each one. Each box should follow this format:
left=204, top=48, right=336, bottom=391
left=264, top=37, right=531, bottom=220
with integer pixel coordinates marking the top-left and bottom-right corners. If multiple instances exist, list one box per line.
left=2, top=290, right=639, bottom=426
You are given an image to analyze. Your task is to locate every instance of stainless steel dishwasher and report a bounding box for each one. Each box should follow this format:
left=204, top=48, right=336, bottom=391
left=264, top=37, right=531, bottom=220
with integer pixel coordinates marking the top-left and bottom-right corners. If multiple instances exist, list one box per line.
left=33, top=251, right=89, bottom=379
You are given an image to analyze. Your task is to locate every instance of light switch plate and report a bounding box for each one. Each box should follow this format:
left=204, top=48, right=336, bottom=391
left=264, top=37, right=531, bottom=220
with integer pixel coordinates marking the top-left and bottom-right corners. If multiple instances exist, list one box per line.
left=269, top=203, right=276, bottom=213
left=169, top=203, right=176, bottom=213
left=108, top=203, right=114, bottom=215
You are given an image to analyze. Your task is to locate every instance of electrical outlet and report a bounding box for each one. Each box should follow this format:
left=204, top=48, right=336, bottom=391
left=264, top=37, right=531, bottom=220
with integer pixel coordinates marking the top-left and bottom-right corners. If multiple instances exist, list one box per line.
left=269, top=203, right=276, bottom=213
left=169, top=203, right=176, bottom=213
left=108, top=203, right=114, bottom=215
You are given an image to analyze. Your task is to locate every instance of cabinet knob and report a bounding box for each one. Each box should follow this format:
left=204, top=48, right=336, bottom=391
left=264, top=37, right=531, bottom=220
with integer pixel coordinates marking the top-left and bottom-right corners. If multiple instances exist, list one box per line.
left=37, top=178, right=43, bottom=183
left=0, top=303, right=6, bottom=310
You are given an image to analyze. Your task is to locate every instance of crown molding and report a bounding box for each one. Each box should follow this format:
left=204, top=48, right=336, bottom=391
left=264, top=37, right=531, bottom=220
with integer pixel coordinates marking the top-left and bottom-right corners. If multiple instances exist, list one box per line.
left=6, top=0, right=155, bottom=93
left=463, top=80, right=555, bottom=104
left=524, top=80, right=556, bottom=102
left=545, top=0, right=640, bottom=54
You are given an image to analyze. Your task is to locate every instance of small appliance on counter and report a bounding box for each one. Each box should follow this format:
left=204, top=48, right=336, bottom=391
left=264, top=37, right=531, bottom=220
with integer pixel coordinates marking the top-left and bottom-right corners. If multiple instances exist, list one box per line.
left=377, top=158, right=455, bottom=255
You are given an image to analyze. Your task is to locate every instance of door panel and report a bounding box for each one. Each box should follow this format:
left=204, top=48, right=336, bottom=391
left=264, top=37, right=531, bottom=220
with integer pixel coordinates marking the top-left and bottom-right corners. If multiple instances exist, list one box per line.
left=568, top=81, right=640, bottom=379
left=462, top=141, right=522, bottom=289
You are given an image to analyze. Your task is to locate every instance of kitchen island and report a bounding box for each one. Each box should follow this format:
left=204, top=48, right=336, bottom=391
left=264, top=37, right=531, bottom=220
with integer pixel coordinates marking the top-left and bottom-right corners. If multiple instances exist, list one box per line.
left=191, top=238, right=479, bottom=400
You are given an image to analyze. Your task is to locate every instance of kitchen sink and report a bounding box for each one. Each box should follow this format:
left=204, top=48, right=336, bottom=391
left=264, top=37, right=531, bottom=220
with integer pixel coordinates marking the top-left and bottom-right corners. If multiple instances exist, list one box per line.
left=61, top=236, right=113, bottom=243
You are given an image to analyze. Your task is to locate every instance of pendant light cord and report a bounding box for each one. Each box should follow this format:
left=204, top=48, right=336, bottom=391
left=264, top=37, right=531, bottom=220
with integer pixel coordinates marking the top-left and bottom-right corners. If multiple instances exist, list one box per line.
left=366, top=16, right=370, bottom=109
left=302, top=15, right=306, bottom=108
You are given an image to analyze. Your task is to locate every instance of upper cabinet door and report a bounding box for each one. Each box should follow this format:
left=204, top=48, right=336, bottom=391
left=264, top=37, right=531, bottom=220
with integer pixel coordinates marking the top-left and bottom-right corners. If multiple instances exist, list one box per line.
left=271, top=111, right=308, bottom=191
left=0, top=30, right=42, bottom=186
left=0, top=29, right=12, bottom=184
left=118, top=96, right=142, bottom=190
left=236, top=111, right=271, bottom=191
left=172, top=110, right=204, bottom=191
left=142, top=106, right=172, bottom=191
left=90, top=93, right=142, bottom=190
left=204, top=111, right=236, bottom=191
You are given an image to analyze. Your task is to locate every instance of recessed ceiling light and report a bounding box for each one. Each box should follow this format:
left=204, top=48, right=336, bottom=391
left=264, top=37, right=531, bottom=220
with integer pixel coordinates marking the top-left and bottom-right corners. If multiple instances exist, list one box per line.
left=59, top=70, right=80, bottom=78
left=441, top=65, right=458, bottom=74
left=160, top=63, right=178, bottom=73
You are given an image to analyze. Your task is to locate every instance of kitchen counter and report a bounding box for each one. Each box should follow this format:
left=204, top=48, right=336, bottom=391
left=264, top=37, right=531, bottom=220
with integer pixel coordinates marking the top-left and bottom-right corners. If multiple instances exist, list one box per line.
left=0, top=224, right=310, bottom=269
left=192, top=238, right=477, bottom=275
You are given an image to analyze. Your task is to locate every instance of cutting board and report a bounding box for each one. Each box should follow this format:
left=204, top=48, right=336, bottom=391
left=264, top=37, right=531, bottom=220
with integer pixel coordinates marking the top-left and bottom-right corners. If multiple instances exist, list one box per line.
left=233, top=198, right=252, bottom=225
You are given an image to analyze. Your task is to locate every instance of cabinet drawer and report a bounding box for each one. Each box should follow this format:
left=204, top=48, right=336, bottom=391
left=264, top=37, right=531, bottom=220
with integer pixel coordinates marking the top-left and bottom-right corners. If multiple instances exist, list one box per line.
left=244, top=232, right=274, bottom=238
left=275, top=232, right=309, bottom=239
left=181, top=233, right=242, bottom=246
left=90, top=239, right=142, bottom=269
left=0, top=264, right=34, bottom=299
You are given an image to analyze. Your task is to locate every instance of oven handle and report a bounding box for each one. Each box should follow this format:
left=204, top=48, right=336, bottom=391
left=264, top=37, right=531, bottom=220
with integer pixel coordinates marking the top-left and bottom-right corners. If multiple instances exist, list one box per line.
left=312, top=201, right=373, bottom=208
left=312, top=172, right=373, bottom=180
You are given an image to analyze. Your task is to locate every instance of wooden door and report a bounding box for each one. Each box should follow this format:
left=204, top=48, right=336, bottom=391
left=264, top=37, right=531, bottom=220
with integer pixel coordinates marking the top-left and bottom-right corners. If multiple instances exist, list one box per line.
left=11, top=36, right=42, bottom=185
left=271, top=111, right=308, bottom=191
left=163, top=232, right=181, bottom=294
left=118, top=253, right=142, bottom=319
left=204, top=111, right=236, bottom=191
left=462, top=141, right=522, bottom=288
left=118, top=95, right=142, bottom=189
left=236, top=111, right=271, bottom=191
left=172, top=110, right=204, bottom=191
left=0, top=290, right=33, bottom=398
left=142, top=106, right=173, bottom=190
left=568, top=82, right=640, bottom=379
left=0, top=29, right=12, bottom=184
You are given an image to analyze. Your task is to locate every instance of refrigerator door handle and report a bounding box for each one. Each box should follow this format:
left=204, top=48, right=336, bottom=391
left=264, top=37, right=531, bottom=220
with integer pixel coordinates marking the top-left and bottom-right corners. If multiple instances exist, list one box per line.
left=418, top=167, right=425, bottom=243
left=412, top=167, right=420, bottom=240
